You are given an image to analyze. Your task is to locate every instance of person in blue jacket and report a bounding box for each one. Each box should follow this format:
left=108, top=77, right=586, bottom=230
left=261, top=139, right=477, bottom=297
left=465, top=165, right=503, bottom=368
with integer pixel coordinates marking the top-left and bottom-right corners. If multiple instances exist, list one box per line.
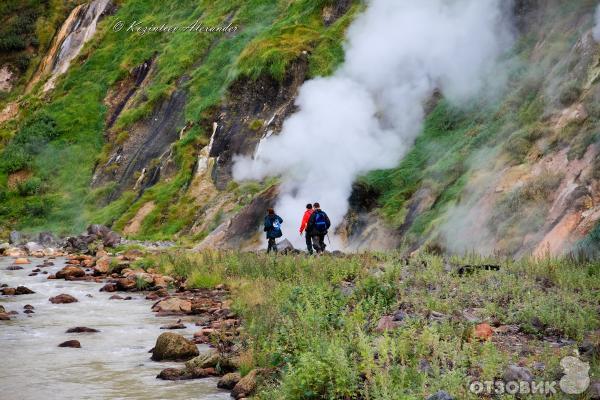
left=264, top=208, right=283, bottom=253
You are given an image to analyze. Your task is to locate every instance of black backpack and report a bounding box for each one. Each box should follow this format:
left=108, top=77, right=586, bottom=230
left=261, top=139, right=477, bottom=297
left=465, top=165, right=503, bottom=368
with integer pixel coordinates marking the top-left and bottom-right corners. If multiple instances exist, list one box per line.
left=314, top=211, right=328, bottom=233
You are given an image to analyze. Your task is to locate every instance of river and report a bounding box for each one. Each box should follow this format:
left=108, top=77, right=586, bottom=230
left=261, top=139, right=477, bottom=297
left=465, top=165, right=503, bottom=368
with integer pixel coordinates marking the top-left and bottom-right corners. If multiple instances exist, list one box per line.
left=0, top=256, right=230, bottom=400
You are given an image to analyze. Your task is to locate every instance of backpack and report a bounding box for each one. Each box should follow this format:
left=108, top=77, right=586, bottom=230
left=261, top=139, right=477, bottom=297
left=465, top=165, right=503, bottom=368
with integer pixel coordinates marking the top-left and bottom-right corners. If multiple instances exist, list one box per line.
left=265, top=216, right=283, bottom=238
left=314, top=211, right=328, bottom=233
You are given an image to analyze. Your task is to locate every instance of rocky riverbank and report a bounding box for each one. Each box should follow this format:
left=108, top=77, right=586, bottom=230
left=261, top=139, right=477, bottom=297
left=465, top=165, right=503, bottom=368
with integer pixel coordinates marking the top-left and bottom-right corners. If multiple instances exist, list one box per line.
left=0, top=228, right=250, bottom=398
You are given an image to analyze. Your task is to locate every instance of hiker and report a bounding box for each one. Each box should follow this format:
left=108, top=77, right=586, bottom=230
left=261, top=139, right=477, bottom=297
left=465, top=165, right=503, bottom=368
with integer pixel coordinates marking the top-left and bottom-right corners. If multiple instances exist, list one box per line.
left=264, top=208, right=283, bottom=253
left=306, top=202, right=331, bottom=254
left=299, top=203, right=314, bottom=254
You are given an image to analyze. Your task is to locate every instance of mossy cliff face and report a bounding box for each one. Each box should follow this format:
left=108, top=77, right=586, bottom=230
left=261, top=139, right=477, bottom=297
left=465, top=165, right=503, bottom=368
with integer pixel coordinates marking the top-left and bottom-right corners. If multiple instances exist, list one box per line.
left=0, top=0, right=599, bottom=257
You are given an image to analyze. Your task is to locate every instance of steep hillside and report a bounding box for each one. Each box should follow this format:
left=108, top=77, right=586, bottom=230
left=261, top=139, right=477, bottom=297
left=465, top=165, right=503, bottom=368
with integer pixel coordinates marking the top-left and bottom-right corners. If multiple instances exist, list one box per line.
left=0, top=0, right=599, bottom=257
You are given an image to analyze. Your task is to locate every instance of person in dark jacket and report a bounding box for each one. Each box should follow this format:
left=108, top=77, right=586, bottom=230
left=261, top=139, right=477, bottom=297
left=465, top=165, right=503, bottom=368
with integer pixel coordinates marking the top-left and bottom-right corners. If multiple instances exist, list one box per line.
left=306, top=202, right=330, bottom=254
left=264, top=208, right=283, bottom=253
left=299, top=203, right=314, bottom=254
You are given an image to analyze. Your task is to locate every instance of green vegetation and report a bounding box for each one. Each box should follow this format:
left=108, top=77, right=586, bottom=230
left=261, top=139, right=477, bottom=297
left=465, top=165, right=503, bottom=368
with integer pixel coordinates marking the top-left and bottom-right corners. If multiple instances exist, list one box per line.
left=0, top=0, right=82, bottom=99
left=151, top=250, right=599, bottom=399
left=0, top=0, right=360, bottom=238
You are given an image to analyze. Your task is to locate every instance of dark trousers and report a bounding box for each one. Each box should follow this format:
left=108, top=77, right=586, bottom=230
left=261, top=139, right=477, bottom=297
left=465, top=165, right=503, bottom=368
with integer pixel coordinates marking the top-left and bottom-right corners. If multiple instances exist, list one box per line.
left=305, top=234, right=313, bottom=254
left=311, top=234, right=326, bottom=253
left=267, top=238, right=277, bottom=253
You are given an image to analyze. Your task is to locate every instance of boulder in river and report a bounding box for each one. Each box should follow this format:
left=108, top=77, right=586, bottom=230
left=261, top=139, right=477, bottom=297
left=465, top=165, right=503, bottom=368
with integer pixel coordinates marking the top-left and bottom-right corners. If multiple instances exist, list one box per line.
left=14, top=258, right=30, bottom=265
left=156, top=367, right=192, bottom=381
left=6, top=266, right=23, bottom=270
left=116, top=277, right=136, bottom=291
left=55, top=265, right=86, bottom=279
left=15, top=286, right=35, bottom=295
left=186, top=351, right=239, bottom=372
left=0, top=312, right=10, bottom=320
left=1, top=287, right=16, bottom=295
left=160, top=320, right=186, bottom=329
left=49, top=294, right=78, bottom=304
left=151, top=332, right=199, bottom=361
left=231, top=369, right=265, bottom=399
left=2, top=286, right=34, bottom=295
left=66, top=327, right=99, bottom=333
left=100, top=283, right=116, bottom=292
left=217, top=372, right=241, bottom=389
left=152, top=297, right=192, bottom=314
left=93, top=256, right=111, bottom=275
left=58, top=340, right=81, bottom=348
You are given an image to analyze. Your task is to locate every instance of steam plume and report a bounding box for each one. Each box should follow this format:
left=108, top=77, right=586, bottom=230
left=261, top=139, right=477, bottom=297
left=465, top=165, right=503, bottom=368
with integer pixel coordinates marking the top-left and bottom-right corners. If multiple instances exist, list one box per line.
left=233, top=0, right=514, bottom=248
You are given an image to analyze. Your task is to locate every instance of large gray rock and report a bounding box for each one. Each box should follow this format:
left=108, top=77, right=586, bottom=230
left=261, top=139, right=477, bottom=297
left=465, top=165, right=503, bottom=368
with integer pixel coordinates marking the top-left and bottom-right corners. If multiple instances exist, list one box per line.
left=25, top=242, right=44, bottom=255
left=38, top=232, right=56, bottom=246
left=55, top=266, right=85, bottom=279
left=9, top=231, right=22, bottom=245
left=151, top=332, right=199, bottom=361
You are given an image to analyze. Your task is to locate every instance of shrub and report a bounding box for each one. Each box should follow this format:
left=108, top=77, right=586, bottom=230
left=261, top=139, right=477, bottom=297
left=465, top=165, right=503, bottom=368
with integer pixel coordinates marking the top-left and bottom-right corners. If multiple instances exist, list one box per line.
left=558, top=82, right=582, bottom=106
left=23, top=197, right=52, bottom=217
left=0, top=112, right=58, bottom=173
left=186, top=269, right=223, bottom=289
left=16, top=176, right=42, bottom=196
left=279, top=344, right=358, bottom=399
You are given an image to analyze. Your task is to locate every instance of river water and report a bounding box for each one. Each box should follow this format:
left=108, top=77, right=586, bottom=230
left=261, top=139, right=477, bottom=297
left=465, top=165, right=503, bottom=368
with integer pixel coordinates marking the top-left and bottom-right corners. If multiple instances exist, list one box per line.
left=0, top=256, right=229, bottom=400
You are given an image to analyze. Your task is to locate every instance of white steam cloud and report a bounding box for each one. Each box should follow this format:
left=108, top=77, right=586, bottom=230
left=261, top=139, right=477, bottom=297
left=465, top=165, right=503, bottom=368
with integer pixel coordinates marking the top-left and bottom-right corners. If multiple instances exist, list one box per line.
left=233, top=0, right=514, bottom=248
left=593, top=4, right=600, bottom=41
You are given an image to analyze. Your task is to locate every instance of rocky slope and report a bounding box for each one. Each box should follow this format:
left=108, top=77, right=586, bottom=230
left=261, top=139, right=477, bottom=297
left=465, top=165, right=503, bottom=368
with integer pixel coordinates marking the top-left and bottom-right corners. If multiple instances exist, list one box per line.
left=0, top=0, right=599, bottom=257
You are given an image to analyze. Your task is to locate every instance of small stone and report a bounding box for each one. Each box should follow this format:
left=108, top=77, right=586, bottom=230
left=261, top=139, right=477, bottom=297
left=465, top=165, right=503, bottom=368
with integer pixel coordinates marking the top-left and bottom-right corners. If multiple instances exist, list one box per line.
left=49, top=294, right=78, bottom=304
left=58, top=340, right=81, bottom=348
left=66, top=327, right=99, bottom=333
left=24, top=309, right=34, bottom=314
left=0, top=312, right=10, bottom=320
left=100, top=283, right=116, bottom=292
left=532, top=362, right=545, bottom=371
left=503, top=364, right=533, bottom=383
left=426, top=391, right=454, bottom=400
left=393, top=310, right=408, bottom=322
left=375, top=315, right=398, bottom=333
left=160, top=322, right=186, bottom=330
left=6, top=265, right=23, bottom=270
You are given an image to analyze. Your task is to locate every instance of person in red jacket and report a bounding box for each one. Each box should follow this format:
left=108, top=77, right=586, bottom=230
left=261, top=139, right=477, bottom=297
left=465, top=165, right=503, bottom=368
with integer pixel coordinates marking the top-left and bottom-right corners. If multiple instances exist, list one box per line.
left=299, top=203, right=314, bottom=254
